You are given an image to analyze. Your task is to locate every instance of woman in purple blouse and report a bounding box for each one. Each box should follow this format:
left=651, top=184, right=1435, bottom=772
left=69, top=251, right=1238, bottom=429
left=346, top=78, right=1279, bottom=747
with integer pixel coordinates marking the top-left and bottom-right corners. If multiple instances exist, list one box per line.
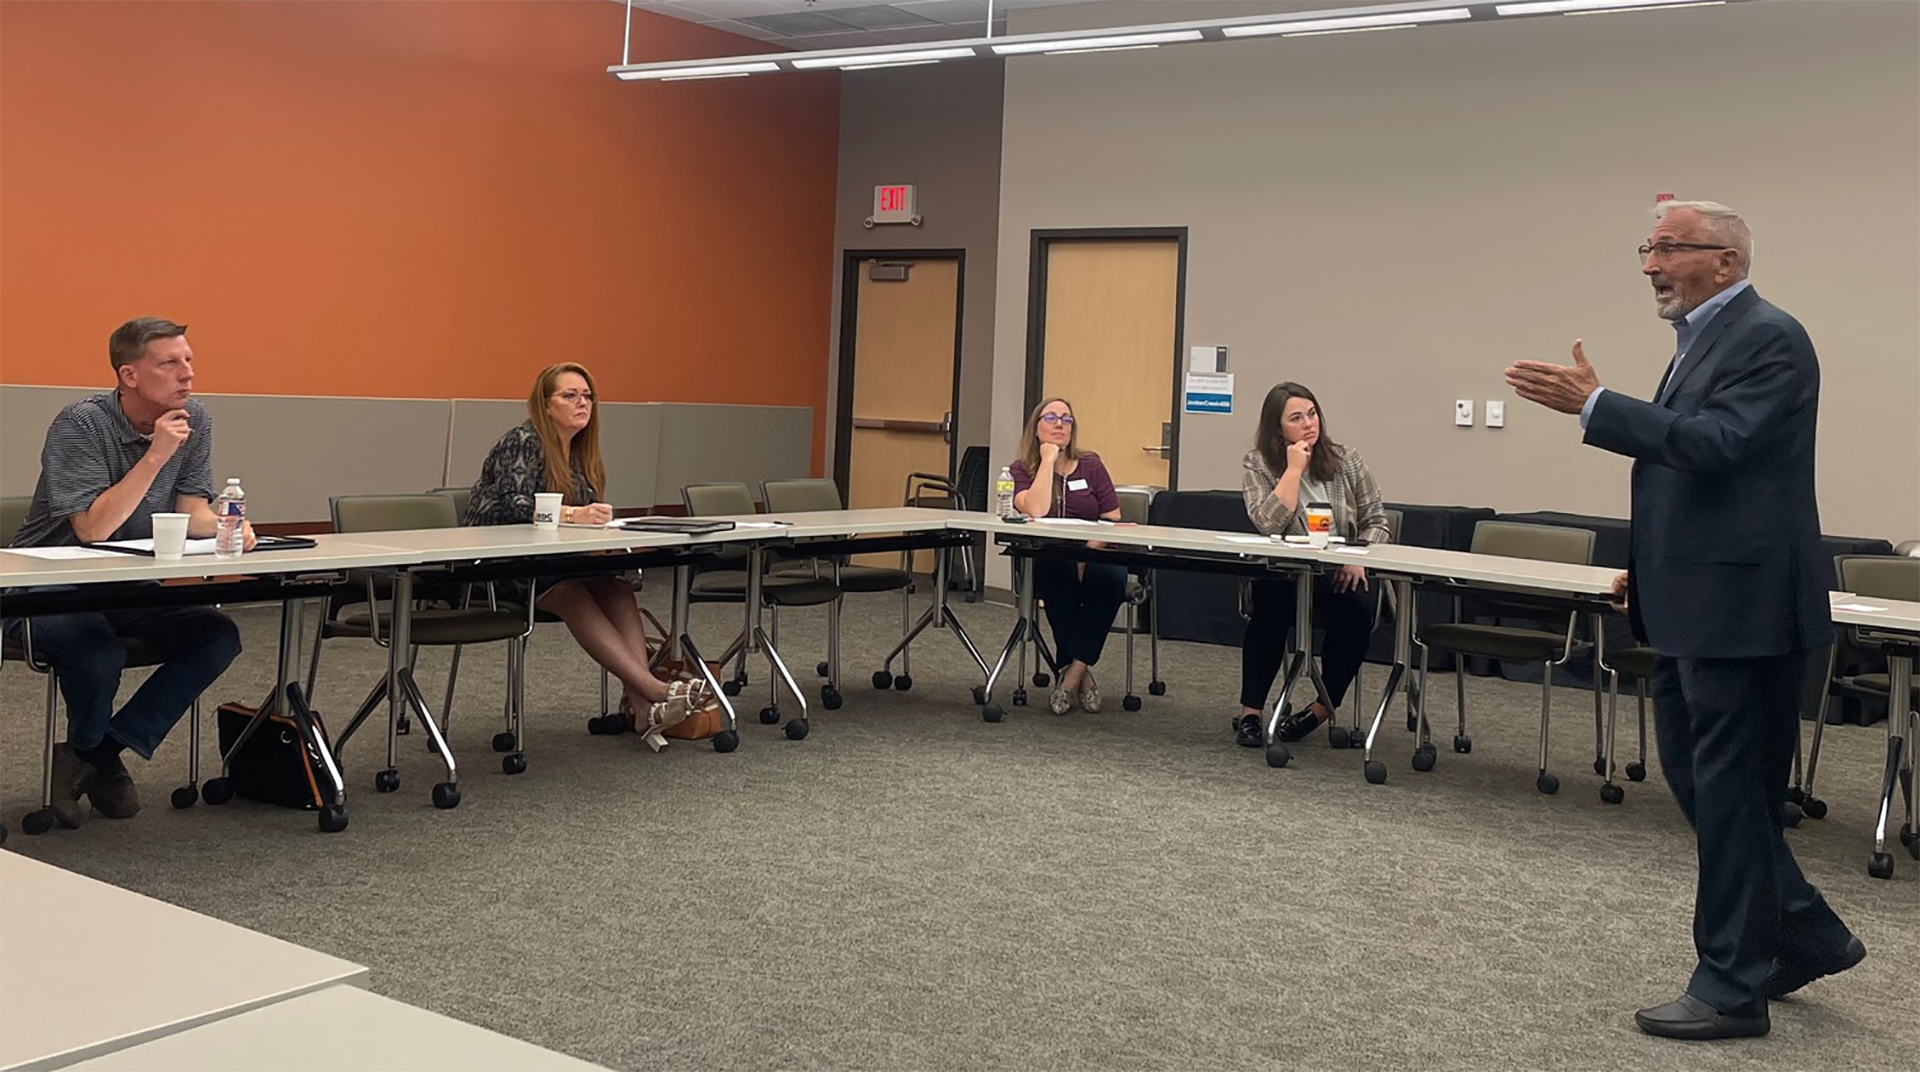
left=1009, top=397, right=1126, bottom=715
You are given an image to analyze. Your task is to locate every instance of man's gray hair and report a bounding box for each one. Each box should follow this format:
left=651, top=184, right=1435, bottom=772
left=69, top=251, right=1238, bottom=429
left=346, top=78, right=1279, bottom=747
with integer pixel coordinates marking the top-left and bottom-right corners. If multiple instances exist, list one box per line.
left=1654, top=199, right=1753, bottom=275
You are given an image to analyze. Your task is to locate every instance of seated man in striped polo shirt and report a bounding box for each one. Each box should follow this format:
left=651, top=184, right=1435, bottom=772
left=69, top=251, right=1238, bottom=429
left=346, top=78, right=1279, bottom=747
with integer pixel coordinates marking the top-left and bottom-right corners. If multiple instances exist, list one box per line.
left=7, top=318, right=249, bottom=825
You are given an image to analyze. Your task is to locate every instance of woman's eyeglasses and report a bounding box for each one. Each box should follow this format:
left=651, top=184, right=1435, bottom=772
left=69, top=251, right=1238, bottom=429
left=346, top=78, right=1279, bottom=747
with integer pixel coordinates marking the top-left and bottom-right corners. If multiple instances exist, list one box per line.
left=1038, top=413, right=1075, bottom=426
left=553, top=390, right=595, bottom=405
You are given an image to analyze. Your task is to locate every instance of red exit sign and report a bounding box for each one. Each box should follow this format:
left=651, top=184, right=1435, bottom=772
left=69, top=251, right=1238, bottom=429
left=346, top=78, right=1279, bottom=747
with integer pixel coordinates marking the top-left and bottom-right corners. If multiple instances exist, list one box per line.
left=871, top=183, right=917, bottom=225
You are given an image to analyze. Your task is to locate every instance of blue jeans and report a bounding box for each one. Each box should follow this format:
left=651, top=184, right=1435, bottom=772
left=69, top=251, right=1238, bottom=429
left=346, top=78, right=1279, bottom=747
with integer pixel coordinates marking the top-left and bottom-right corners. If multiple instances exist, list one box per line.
left=7, top=603, right=242, bottom=759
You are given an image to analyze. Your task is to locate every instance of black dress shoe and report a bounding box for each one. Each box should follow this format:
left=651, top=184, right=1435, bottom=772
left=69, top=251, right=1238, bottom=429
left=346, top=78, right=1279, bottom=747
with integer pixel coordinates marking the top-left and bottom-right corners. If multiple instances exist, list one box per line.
left=1633, top=994, right=1769, bottom=1040
left=1767, top=935, right=1866, bottom=999
left=1275, top=708, right=1329, bottom=743
left=1234, top=714, right=1264, bottom=748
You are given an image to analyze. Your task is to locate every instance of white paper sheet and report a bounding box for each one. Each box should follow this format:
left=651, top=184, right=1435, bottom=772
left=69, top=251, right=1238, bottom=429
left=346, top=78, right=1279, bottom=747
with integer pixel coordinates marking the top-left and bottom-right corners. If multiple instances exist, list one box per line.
left=1832, top=602, right=1888, bottom=613
left=1332, top=547, right=1371, bottom=556
left=1217, top=535, right=1270, bottom=545
left=1028, top=518, right=1097, bottom=527
left=734, top=521, right=791, bottom=530
left=5, top=546, right=120, bottom=560
left=93, top=538, right=220, bottom=556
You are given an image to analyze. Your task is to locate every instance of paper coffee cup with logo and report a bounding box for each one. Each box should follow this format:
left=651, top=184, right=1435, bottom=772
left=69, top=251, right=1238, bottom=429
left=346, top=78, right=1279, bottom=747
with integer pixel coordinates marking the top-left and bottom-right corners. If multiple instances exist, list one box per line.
left=533, top=493, right=562, bottom=530
left=1304, top=502, right=1334, bottom=548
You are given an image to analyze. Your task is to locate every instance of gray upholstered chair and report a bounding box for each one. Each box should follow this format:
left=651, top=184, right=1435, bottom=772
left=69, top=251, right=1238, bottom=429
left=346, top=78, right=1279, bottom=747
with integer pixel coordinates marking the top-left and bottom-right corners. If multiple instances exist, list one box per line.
left=1414, top=520, right=1597, bottom=795
left=428, top=485, right=473, bottom=523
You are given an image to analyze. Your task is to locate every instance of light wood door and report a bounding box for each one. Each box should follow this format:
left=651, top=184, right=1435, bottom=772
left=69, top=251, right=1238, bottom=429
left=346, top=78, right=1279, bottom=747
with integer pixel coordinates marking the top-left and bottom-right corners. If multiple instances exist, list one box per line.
left=1038, top=240, right=1179, bottom=489
left=847, top=258, right=959, bottom=569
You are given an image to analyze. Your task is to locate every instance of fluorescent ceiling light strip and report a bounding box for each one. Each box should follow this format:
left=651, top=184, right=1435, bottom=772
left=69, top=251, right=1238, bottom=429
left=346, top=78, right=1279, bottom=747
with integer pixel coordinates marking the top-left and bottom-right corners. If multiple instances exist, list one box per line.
left=792, top=47, right=974, bottom=69
left=1283, top=24, right=1418, bottom=37
left=616, top=61, right=777, bottom=81
left=1222, top=7, right=1469, bottom=37
left=1495, top=0, right=1707, bottom=13
left=661, top=72, right=753, bottom=81
left=1561, top=1, right=1727, bottom=14
left=993, top=30, right=1201, bottom=56
left=840, top=59, right=944, bottom=70
left=1044, top=44, right=1164, bottom=55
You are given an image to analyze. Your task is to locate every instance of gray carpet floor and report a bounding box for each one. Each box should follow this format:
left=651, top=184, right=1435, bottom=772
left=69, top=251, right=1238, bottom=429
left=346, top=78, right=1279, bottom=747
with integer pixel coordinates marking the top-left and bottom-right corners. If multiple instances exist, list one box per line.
left=2, top=587, right=1915, bottom=1071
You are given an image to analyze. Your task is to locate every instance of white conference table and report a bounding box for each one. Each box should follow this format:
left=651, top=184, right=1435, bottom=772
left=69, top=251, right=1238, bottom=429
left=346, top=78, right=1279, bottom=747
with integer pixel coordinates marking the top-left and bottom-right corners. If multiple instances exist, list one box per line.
left=1826, top=596, right=1920, bottom=875
left=63, top=984, right=604, bottom=1072
left=0, top=854, right=369, bottom=1072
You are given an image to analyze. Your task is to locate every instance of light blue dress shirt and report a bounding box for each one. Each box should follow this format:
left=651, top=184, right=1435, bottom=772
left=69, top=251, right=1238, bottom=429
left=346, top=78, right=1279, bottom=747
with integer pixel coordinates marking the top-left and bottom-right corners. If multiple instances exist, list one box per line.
left=1579, top=279, right=1753, bottom=428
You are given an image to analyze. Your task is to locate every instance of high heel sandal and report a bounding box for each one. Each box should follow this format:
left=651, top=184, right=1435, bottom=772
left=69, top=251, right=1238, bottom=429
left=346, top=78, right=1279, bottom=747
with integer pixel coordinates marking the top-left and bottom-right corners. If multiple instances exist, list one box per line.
left=644, top=679, right=712, bottom=750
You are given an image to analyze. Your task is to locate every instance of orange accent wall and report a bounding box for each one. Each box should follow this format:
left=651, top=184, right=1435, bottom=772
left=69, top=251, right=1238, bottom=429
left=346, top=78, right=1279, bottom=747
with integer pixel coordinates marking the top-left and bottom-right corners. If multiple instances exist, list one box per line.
left=0, top=0, right=840, bottom=472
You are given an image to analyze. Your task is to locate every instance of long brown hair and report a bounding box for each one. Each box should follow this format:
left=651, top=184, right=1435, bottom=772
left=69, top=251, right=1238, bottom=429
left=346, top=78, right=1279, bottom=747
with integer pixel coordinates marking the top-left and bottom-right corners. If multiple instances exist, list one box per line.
left=527, top=362, right=605, bottom=504
left=1016, top=396, right=1085, bottom=475
left=1255, top=381, right=1341, bottom=485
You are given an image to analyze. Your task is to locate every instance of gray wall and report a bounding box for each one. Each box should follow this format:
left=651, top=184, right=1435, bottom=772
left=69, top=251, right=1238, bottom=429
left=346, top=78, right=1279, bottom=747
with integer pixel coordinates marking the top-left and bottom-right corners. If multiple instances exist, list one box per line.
left=830, top=58, right=1007, bottom=479
left=1, top=386, right=810, bottom=522
left=990, top=0, right=1920, bottom=566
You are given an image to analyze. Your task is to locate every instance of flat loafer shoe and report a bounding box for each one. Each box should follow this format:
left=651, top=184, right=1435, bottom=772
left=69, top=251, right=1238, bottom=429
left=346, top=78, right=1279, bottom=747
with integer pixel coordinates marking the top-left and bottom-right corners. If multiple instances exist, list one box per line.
left=1633, top=995, right=1769, bottom=1040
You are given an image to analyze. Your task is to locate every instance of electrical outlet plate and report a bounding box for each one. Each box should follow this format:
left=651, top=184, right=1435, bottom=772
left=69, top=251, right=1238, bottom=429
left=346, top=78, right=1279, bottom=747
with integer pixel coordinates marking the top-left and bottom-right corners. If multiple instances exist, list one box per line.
left=1455, top=400, right=1474, bottom=427
left=1486, top=401, right=1505, bottom=428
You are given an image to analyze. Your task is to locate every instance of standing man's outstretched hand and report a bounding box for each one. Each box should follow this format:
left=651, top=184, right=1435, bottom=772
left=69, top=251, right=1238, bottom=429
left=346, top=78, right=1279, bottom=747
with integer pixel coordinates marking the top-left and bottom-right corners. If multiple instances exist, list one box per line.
left=1507, top=339, right=1602, bottom=414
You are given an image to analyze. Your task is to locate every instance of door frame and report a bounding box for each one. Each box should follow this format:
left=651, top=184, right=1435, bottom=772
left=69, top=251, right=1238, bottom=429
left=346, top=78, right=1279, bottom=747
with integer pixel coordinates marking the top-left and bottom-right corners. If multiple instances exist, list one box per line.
left=832, top=248, right=967, bottom=497
left=1022, top=227, right=1189, bottom=491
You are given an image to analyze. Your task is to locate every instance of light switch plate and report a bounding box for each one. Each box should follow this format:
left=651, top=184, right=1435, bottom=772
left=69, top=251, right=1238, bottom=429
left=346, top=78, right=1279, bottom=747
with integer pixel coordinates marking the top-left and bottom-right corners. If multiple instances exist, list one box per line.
left=1486, top=401, right=1505, bottom=428
left=1455, top=400, right=1474, bottom=427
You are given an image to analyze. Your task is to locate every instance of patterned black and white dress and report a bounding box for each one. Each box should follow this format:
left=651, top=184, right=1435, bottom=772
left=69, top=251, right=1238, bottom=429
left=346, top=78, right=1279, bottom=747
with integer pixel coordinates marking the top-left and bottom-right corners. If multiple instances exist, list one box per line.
left=467, top=422, right=601, bottom=606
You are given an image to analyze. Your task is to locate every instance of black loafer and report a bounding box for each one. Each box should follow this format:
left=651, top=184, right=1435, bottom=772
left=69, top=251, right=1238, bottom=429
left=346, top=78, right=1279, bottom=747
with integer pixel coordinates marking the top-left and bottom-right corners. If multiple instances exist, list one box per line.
left=1234, top=714, right=1264, bottom=748
left=1767, top=935, right=1866, bottom=999
left=1633, top=994, right=1769, bottom=1040
left=1275, top=709, right=1329, bottom=743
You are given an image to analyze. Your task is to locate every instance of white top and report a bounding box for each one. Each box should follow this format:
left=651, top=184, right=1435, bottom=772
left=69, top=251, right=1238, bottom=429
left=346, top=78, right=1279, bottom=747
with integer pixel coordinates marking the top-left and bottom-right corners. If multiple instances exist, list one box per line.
left=0, top=534, right=427, bottom=589
left=0, top=854, right=369, bottom=1072
left=64, top=985, right=605, bottom=1072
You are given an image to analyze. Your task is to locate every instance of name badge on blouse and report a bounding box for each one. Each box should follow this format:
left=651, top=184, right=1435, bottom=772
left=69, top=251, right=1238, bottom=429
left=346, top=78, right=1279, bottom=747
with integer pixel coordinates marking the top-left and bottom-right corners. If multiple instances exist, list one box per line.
left=1066, top=478, right=1089, bottom=491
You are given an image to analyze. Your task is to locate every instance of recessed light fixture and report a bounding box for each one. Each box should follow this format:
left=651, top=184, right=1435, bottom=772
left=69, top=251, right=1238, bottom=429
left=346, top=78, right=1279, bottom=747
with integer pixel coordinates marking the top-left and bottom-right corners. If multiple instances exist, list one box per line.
left=1222, top=8, right=1471, bottom=38
left=616, top=61, right=779, bottom=81
left=791, top=47, right=975, bottom=70
left=1495, top=0, right=1719, bottom=13
left=1558, top=0, right=1728, bottom=14
left=1043, top=44, right=1165, bottom=56
left=840, top=59, right=945, bottom=71
left=1283, top=24, right=1420, bottom=38
left=993, top=30, right=1203, bottom=56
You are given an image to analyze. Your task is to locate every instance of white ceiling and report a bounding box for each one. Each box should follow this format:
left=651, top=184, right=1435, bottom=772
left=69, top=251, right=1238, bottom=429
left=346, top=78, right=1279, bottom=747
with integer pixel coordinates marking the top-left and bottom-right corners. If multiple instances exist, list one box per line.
left=622, top=0, right=1095, bottom=52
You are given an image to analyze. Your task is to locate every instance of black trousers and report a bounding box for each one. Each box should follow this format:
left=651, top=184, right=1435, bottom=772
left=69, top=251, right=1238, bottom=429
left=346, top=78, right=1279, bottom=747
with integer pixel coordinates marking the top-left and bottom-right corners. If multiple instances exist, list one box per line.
left=1240, top=574, right=1374, bottom=711
left=1032, top=560, right=1129, bottom=668
left=1651, top=651, right=1850, bottom=1017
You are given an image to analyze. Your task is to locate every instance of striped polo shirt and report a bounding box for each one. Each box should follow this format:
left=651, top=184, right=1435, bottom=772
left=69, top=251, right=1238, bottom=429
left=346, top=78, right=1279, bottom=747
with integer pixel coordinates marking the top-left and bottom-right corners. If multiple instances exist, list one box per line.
left=9, top=392, right=216, bottom=548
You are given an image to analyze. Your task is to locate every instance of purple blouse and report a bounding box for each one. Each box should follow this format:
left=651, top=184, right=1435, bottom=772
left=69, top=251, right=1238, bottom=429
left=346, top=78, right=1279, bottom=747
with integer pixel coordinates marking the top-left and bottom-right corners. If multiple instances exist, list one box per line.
left=1009, top=452, right=1119, bottom=521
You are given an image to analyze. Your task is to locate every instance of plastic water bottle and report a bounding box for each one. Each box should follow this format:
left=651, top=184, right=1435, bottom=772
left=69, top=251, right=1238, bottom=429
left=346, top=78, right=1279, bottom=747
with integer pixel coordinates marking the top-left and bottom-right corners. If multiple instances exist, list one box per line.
left=995, top=466, right=1016, bottom=519
left=214, top=478, right=246, bottom=558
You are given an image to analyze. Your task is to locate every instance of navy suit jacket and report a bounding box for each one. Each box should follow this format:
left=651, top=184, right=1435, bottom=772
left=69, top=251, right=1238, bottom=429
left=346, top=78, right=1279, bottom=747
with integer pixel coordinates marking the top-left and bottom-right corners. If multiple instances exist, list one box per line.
left=1583, top=286, right=1832, bottom=659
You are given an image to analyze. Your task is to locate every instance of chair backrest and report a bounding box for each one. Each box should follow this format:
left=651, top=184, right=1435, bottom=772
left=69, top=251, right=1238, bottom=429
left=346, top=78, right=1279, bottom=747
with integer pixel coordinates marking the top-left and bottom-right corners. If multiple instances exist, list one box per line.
left=0, top=495, right=32, bottom=546
left=681, top=482, right=756, bottom=518
left=1469, top=520, right=1594, bottom=566
left=1113, top=487, right=1154, bottom=525
left=1381, top=508, right=1404, bottom=546
left=331, top=493, right=459, bottom=534
left=428, top=486, right=473, bottom=524
left=956, top=445, right=990, bottom=513
left=1896, top=539, right=1920, bottom=558
left=1836, top=554, right=1920, bottom=602
left=761, top=478, right=842, bottom=514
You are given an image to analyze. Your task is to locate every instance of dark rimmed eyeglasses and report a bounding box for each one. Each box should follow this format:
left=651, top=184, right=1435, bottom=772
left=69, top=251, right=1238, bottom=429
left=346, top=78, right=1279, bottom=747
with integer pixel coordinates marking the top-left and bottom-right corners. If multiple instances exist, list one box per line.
left=553, top=389, right=595, bottom=405
left=1638, top=241, right=1730, bottom=261
left=1039, top=413, right=1075, bottom=426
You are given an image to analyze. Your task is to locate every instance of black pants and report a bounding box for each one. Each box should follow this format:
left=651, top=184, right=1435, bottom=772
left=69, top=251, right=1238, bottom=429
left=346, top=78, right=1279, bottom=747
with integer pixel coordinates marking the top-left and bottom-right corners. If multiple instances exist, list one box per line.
left=1651, top=652, right=1850, bottom=1017
left=1032, top=560, right=1129, bottom=668
left=1240, top=574, right=1374, bottom=711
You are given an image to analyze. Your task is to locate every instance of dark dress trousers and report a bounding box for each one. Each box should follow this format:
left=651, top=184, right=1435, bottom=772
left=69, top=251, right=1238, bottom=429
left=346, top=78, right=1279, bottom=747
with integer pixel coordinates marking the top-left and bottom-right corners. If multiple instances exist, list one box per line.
left=1582, top=285, right=1850, bottom=1017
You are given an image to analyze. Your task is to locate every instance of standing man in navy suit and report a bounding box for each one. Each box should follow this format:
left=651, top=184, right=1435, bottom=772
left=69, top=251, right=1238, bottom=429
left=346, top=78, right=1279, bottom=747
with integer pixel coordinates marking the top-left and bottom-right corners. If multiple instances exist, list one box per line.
left=1506, top=201, right=1863, bottom=1040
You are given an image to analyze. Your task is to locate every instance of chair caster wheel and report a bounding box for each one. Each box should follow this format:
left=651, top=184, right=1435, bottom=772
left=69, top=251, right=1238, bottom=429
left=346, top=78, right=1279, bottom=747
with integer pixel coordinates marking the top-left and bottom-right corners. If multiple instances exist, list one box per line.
left=712, top=730, right=739, bottom=753
left=784, top=719, right=810, bottom=741
left=1033, top=673, right=1050, bottom=688
left=432, top=782, right=461, bottom=809
left=1328, top=725, right=1352, bottom=749
left=759, top=707, right=780, bottom=725
left=1148, top=680, right=1166, bottom=696
left=971, top=686, right=985, bottom=705
left=1265, top=743, right=1291, bottom=769
left=587, top=716, right=609, bottom=735
left=1453, top=735, right=1472, bottom=755
left=1364, top=759, right=1388, bottom=785
left=1625, top=761, right=1646, bottom=782
left=318, top=805, right=349, bottom=834
left=204, top=778, right=235, bottom=806
left=982, top=703, right=1004, bottom=723
left=893, top=674, right=913, bottom=692
left=502, top=753, right=527, bottom=775
left=492, top=731, right=516, bottom=753
left=21, top=809, right=55, bottom=835
left=821, top=687, right=842, bottom=711
left=1012, top=688, right=1028, bottom=707
left=816, top=661, right=830, bottom=678
left=1801, top=796, right=1827, bottom=819
left=872, top=671, right=893, bottom=690
left=1900, top=825, right=1916, bottom=849
left=722, top=678, right=743, bottom=697
left=1412, top=743, right=1437, bottom=773
left=375, top=769, right=400, bottom=793
left=1122, top=694, right=1142, bottom=712
left=1536, top=772, right=1560, bottom=795
left=1600, top=783, right=1625, bottom=805
left=1593, top=757, right=1607, bottom=777
left=1867, top=852, right=1894, bottom=880
left=171, top=785, right=198, bottom=810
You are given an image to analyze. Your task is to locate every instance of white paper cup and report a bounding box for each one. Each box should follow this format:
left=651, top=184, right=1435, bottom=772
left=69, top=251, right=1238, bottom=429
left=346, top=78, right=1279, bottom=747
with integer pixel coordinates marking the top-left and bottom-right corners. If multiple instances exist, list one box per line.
left=151, top=513, right=190, bottom=559
left=1304, top=503, right=1334, bottom=549
left=533, top=493, right=562, bottom=530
